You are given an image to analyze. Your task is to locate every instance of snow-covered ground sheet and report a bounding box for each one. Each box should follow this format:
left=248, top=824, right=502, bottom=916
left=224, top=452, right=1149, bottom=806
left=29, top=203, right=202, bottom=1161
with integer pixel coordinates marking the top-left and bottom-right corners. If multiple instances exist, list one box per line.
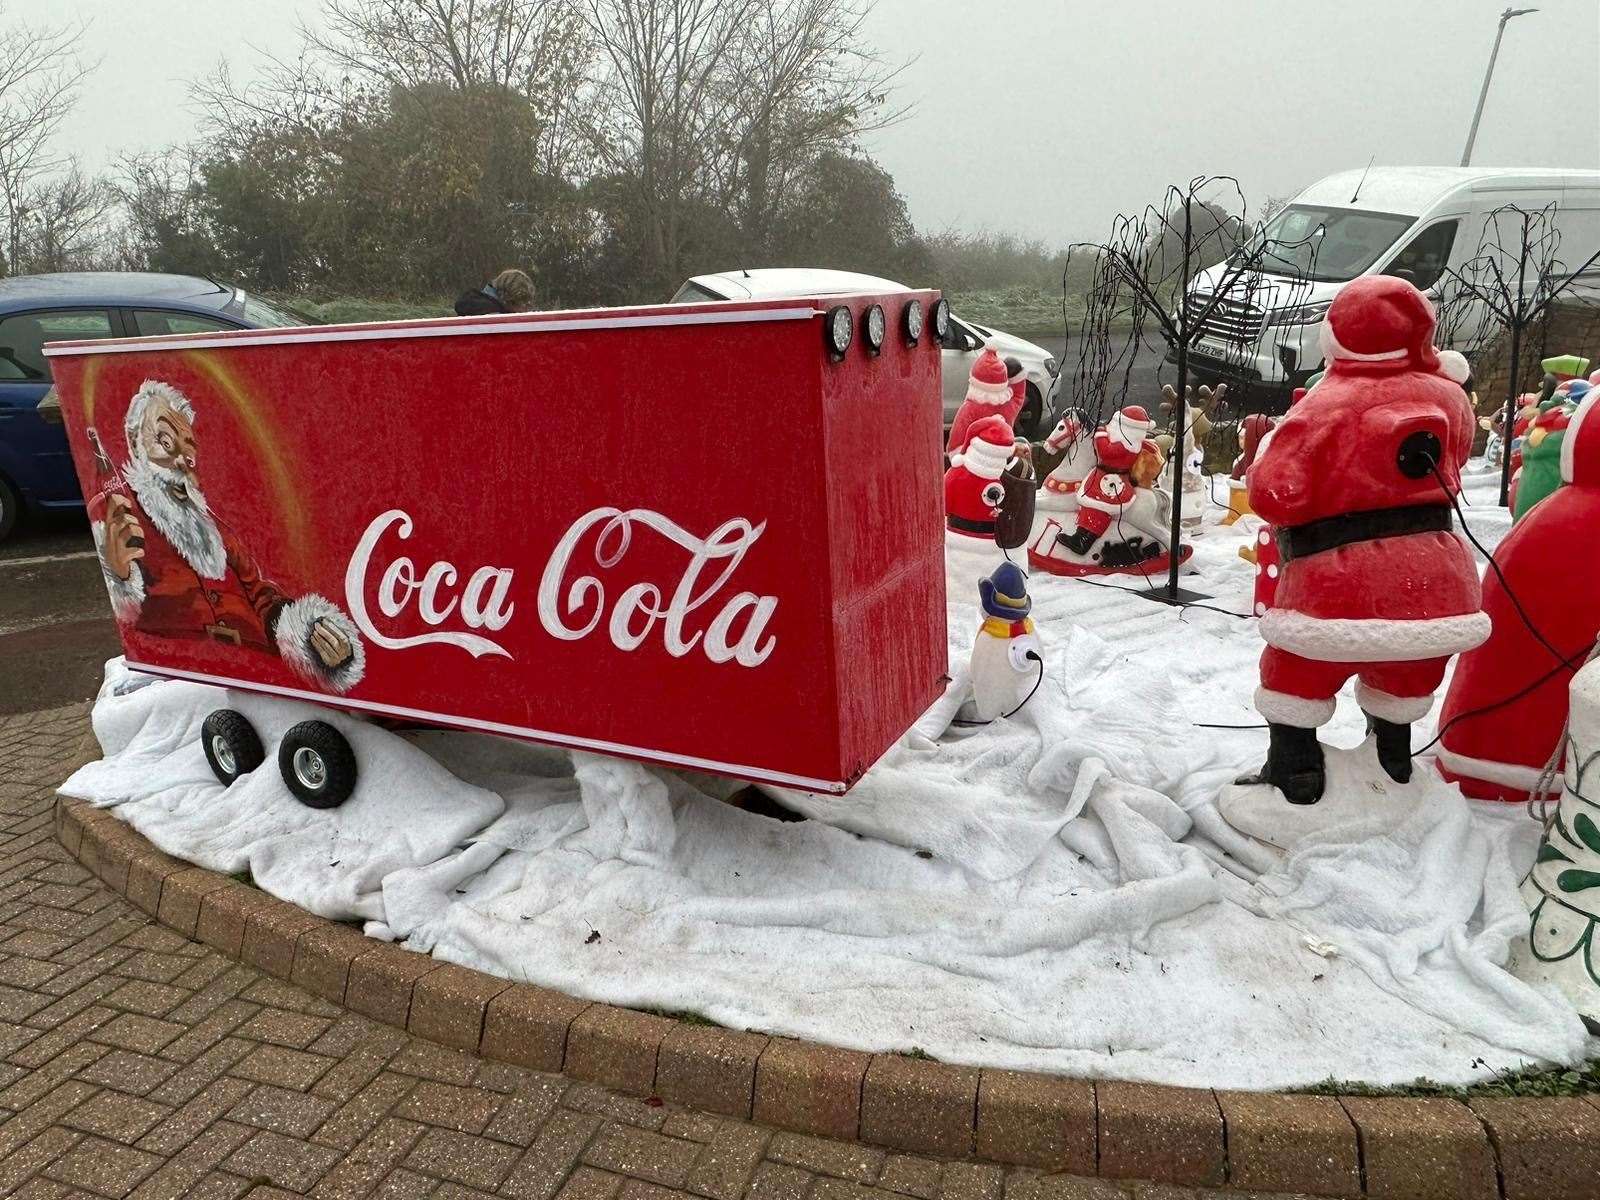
left=61, top=462, right=1596, bottom=1090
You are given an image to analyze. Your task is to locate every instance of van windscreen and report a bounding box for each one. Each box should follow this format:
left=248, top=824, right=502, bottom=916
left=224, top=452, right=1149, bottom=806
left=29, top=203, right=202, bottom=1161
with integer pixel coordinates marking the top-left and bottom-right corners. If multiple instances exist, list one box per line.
left=1255, top=204, right=1416, bottom=283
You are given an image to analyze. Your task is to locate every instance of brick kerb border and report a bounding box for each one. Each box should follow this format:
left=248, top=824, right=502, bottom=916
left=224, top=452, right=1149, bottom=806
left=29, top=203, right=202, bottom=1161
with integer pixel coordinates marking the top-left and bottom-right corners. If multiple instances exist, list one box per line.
left=55, top=794, right=1600, bottom=1199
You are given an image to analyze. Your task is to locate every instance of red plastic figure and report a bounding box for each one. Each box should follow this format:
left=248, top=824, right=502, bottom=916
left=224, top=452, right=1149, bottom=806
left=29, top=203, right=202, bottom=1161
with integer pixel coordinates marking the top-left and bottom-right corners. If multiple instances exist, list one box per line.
left=1436, top=389, right=1600, bottom=801
left=946, top=346, right=1021, bottom=461
left=1240, top=276, right=1488, bottom=804
left=944, top=414, right=1015, bottom=539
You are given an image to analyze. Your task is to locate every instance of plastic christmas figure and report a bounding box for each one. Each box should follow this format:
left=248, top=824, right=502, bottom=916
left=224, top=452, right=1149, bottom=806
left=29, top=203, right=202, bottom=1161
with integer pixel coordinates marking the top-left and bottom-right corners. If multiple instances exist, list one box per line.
left=1516, top=656, right=1600, bottom=1032
left=1437, top=390, right=1600, bottom=801
left=1155, top=383, right=1224, bottom=529
left=946, top=346, right=1021, bottom=461
left=1034, top=409, right=1094, bottom=513
left=1236, top=276, right=1488, bottom=805
left=944, top=415, right=1016, bottom=539
left=960, top=561, right=1042, bottom=723
left=1224, top=413, right=1275, bottom=526
left=1512, top=403, right=1577, bottom=519
left=1028, top=406, right=1192, bottom=577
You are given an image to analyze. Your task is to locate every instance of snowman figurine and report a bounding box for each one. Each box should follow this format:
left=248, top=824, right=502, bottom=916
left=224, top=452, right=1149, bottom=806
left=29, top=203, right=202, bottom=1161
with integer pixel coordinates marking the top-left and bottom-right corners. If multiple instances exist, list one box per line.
left=959, top=562, right=1043, bottom=723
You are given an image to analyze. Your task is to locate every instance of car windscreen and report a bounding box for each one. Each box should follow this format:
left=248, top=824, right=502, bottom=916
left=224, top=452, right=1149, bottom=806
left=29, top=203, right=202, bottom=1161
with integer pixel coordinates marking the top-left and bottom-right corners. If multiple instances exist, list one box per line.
left=669, top=281, right=729, bottom=303
left=1252, top=204, right=1416, bottom=283
left=235, top=292, right=322, bottom=327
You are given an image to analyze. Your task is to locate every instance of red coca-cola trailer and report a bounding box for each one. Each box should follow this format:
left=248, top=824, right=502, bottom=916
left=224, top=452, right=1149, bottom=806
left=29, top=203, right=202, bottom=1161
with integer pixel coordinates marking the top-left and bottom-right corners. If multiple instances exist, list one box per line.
left=47, top=293, right=949, bottom=802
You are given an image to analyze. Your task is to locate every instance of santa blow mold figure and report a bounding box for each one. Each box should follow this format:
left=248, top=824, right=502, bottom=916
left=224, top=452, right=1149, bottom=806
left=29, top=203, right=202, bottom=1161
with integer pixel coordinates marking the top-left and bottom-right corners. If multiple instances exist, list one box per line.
left=1234, top=276, right=1487, bottom=806
left=1028, top=405, right=1191, bottom=577
left=1437, top=388, right=1600, bottom=802
left=944, top=414, right=1015, bottom=539
left=946, top=346, right=1022, bottom=460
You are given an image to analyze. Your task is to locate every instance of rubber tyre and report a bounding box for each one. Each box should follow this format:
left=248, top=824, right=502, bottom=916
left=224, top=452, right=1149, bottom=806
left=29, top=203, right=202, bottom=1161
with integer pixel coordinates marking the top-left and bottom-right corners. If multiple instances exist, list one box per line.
left=201, top=709, right=265, bottom=786
left=0, top=475, right=19, bottom=542
left=1020, top=385, right=1045, bottom=441
left=277, top=720, right=357, bottom=809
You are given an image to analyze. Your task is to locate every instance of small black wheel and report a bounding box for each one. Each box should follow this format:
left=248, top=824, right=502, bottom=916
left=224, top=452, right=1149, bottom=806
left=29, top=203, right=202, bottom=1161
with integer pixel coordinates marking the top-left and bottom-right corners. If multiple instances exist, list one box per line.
left=201, top=709, right=264, bottom=785
left=277, top=720, right=357, bottom=809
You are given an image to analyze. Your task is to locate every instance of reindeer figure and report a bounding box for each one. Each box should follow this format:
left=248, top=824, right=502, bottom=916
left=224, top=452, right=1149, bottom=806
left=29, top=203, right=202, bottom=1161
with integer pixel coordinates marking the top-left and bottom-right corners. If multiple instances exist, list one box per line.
left=1034, top=408, right=1095, bottom=513
left=1154, top=383, right=1226, bottom=529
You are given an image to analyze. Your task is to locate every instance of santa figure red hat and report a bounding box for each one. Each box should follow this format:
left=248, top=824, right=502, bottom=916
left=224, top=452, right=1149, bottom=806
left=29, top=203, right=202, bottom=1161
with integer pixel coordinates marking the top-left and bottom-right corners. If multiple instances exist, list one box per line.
left=944, top=414, right=1014, bottom=538
left=1239, top=275, right=1486, bottom=805
left=947, top=345, right=1023, bottom=460
left=1436, top=387, right=1600, bottom=801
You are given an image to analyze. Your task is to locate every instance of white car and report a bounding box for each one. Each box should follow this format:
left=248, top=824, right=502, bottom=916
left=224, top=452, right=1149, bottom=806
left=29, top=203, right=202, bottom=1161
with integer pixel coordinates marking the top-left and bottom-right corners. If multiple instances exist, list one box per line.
left=671, top=268, right=1060, bottom=438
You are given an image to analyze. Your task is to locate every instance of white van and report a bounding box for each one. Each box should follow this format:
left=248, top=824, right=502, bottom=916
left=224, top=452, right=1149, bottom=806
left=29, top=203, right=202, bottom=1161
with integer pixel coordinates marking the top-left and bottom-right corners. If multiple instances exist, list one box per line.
left=1182, top=167, right=1600, bottom=404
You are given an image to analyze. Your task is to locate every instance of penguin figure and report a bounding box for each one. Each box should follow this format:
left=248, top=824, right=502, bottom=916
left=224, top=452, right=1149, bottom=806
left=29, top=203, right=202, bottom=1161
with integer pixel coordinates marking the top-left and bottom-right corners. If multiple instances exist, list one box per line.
left=961, top=561, right=1042, bottom=723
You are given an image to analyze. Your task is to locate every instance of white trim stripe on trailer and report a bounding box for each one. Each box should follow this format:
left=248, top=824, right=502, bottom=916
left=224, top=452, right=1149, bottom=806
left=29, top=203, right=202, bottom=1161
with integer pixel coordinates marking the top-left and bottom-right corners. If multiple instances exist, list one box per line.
left=43, top=304, right=821, bottom=358
left=123, top=659, right=850, bottom=795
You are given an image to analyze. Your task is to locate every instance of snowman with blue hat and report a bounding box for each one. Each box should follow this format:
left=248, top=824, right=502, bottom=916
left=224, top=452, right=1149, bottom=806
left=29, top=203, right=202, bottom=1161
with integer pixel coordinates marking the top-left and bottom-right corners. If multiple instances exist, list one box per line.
left=959, top=561, right=1043, bottom=723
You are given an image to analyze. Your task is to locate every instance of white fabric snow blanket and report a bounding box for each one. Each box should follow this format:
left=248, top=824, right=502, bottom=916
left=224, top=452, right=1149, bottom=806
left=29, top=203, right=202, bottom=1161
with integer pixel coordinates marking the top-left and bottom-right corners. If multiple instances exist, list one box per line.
left=61, top=464, right=1595, bottom=1090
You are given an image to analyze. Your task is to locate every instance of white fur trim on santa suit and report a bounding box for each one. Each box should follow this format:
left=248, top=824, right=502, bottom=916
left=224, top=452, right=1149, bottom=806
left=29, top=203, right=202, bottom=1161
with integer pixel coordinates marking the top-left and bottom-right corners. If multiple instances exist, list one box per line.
left=1433, top=745, right=1558, bottom=794
left=92, top=520, right=145, bottom=622
left=1254, top=686, right=1336, bottom=728
left=1319, top=317, right=1409, bottom=367
left=1561, top=389, right=1600, bottom=484
left=965, top=376, right=1012, bottom=405
left=1354, top=680, right=1434, bottom=724
left=1258, top=609, right=1491, bottom=663
left=1105, top=412, right=1153, bottom=454
left=961, top=437, right=1013, bottom=480
left=1436, top=350, right=1471, bottom=385
left=273, top=594, right=366, bottom=693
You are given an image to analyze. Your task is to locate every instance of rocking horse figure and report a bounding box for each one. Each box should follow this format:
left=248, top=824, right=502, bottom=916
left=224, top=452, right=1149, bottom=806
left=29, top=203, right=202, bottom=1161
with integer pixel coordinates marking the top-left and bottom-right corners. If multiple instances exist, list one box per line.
left=1028, top=405, right=1193, bottom=578
left=1034, top=408, right=1095, bottom=513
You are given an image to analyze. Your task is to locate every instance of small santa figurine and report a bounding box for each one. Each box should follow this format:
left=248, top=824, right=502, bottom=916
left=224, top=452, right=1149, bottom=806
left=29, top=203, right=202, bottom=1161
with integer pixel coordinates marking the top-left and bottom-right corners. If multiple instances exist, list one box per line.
left=960, top=561, right=1042, bottom=722
left=1237, top=276, right=1487, bottom=805
left=944, top=414, right=1015, bottom=539
left=947, top=346, right=1022, bottom=460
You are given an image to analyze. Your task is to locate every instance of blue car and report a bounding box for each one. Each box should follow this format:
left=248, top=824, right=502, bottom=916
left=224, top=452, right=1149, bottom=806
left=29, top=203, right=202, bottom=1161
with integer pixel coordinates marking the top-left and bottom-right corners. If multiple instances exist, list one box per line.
left=0, top=272, right=315, bottom=540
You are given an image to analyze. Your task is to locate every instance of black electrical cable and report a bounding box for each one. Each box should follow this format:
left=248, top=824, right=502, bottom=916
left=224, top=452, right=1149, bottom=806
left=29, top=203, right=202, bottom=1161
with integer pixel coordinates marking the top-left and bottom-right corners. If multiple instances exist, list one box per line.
left=950, top=654, right=1047, bottom=726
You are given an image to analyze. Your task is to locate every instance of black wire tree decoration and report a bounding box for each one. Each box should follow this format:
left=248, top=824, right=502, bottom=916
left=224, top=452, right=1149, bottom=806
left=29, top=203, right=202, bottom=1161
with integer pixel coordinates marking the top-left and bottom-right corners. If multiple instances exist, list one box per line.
left=1059, top=176, right=1319, bottom=603
left=1433, top=203, right=1600, bottom=505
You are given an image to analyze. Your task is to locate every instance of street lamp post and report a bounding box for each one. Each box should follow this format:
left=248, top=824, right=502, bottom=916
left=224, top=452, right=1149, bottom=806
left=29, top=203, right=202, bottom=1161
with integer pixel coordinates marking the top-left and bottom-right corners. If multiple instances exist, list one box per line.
left=1461, top=7, right=1538, bottom=167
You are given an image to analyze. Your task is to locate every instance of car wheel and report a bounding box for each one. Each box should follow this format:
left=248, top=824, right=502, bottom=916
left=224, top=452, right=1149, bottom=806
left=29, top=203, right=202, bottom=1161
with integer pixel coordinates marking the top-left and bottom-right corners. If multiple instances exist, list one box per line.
left=0, top=475, right=19, bottom=542
left=278, top=720, right=357, bottom=809
left=201, top=709, right=265, bottom=786
left=1019, top=385, right=1045, bottom=441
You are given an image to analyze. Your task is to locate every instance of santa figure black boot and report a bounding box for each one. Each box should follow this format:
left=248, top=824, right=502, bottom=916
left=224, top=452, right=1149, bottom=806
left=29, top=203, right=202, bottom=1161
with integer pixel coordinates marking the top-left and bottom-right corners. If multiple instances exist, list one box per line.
left=1237, top=723, right=1327, bottom=805
left=1365, top=713, right=1414, bottom=785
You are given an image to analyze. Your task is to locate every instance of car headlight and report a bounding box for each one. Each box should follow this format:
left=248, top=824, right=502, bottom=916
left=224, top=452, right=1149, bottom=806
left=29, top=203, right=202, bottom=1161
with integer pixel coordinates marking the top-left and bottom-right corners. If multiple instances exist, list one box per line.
left=1265, top=299, right=1333, bottom=327
left=1044, top=356, right=1059, bottom=378
left=824, top=305, right=853, bottom=358
left=863, top=304, right=886, bottom=355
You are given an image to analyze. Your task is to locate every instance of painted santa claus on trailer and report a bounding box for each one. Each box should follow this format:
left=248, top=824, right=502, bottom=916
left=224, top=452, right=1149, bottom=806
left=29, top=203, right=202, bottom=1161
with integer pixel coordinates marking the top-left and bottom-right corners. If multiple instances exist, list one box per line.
left=90, top=380, right=365, bottom=693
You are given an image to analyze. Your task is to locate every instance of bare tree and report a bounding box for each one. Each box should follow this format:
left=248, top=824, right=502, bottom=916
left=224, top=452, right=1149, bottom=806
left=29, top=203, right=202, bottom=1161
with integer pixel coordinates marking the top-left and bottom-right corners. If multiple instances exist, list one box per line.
left=0, top=5, right=91, bottom=273
left=303, top=0, right=598, bottom=175
left=716, top=0, right=905, bottom=252
left=12, top=161, right=115, bottom=272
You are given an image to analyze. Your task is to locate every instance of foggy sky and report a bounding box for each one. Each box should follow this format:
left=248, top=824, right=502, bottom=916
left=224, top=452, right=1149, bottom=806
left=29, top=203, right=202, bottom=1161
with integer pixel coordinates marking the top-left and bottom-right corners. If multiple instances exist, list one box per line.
left=46, top=0, right=1600, bottom=247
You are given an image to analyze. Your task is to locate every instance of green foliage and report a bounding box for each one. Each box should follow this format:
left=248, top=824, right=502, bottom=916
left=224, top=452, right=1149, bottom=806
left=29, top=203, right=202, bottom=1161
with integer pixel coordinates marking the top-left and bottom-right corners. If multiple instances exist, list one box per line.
left=1302, top=1057, right=1600, bottom=1099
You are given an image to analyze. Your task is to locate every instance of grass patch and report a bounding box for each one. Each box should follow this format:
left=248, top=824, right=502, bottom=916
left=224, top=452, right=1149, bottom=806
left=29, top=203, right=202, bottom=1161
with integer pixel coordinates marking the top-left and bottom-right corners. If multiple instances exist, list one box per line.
left=900, top=1046, right=938, bottom=1061
left=274, top=294, right=451, bottom=324
left=640, top=1006, right=720, bottom=1028
left=1301, top=1057, right=1600, bottom=1099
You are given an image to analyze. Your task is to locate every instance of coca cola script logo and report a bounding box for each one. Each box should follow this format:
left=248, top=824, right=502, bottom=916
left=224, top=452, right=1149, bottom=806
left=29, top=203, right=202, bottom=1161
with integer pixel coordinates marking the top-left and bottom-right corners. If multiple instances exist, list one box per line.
left=343, top=507, right=779, bottom=667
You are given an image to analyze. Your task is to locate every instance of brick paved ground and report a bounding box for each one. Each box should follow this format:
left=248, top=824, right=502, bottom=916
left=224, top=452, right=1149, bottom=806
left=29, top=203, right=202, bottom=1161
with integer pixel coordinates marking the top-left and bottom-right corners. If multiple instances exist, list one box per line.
left=0, top=704, right=1370, bottom=1199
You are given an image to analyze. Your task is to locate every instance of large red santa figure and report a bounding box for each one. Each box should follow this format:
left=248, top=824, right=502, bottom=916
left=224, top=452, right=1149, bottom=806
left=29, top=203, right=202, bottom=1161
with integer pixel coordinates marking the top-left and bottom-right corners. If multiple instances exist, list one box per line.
left=1240, top=276, right=1487, bottom=804
left=91, top=380, right=365, bottom=693
left=1436, top=388, right=1600, bottom=801
left=946, top=346, right=1022, bottom=460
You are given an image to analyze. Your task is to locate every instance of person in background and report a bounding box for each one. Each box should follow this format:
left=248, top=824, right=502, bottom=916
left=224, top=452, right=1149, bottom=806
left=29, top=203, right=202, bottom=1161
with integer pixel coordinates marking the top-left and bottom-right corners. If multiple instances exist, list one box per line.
left=454, top=269, right=536, bottom=316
